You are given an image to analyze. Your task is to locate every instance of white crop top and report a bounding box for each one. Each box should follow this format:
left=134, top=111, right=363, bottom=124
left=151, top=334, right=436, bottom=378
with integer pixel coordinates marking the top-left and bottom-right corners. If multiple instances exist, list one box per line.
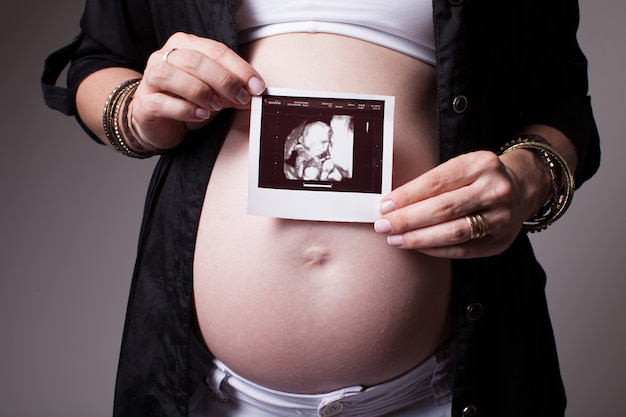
left=235, top=0, right=435, bottom=66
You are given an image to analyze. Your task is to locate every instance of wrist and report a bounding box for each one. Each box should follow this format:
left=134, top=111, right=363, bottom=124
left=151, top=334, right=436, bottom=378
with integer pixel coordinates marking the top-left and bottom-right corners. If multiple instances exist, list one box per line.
left=499, top=147, right=552, bottom=220
left=103, top=78, right=156, bottom=158
left=124, top=99, right=171, bottom=155
left=127, top=98, right=190, bottom=153
left=499, top=134, right=575, bottom=232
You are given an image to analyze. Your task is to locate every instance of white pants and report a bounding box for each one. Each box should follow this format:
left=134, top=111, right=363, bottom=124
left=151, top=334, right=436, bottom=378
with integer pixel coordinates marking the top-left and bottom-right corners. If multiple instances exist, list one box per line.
left=189, top=344, right=453, bottom=417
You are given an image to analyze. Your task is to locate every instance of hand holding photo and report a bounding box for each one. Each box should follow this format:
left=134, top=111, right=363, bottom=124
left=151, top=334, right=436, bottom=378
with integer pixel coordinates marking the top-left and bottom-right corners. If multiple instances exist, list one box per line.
left=248, top=87, right=395, bottom=222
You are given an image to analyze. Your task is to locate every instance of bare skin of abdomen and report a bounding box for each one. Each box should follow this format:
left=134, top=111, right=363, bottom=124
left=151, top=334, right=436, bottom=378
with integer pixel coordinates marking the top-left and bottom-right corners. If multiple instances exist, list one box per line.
left=193, top=34, right=452, bottom=394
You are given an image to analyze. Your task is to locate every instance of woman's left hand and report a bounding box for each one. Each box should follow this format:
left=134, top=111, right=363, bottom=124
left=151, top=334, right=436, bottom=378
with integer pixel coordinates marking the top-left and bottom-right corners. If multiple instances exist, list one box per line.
left=373, top=150, right=549, bottom=258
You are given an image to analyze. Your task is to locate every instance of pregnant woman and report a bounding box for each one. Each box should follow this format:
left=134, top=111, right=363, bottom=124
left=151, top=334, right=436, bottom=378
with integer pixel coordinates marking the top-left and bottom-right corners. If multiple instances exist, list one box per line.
left=42, top=1, right=600, bottom=416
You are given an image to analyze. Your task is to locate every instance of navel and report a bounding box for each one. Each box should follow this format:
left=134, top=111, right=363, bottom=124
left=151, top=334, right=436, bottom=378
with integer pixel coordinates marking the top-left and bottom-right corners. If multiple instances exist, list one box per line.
left=301, top=246, right=331, bottom=268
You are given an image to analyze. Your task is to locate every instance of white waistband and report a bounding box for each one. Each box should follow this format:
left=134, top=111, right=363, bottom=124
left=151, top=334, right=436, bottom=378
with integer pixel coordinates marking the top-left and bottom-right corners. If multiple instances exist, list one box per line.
left=198, top=343, right=453, bottom=417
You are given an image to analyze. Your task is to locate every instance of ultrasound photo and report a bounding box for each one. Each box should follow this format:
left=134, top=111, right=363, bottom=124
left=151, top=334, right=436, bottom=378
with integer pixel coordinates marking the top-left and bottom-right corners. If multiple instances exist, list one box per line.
left=248, top=88, right=395, bottom=222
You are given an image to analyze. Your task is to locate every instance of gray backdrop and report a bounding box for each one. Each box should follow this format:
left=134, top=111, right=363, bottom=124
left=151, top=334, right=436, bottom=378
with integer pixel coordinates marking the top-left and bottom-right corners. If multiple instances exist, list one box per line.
left=1, top=1, right=624, bottom=415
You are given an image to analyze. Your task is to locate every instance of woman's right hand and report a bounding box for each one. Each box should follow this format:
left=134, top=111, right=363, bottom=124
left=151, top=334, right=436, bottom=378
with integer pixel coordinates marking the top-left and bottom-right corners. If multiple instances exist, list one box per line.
left=131, top=32, right=266, bottom=150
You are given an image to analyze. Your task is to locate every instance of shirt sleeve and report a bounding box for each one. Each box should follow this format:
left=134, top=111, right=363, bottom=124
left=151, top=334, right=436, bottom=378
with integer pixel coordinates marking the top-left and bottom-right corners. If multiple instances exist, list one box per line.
left=518, top=0, right=601, bottom=186
left=41, top=0, right=158, bottom=141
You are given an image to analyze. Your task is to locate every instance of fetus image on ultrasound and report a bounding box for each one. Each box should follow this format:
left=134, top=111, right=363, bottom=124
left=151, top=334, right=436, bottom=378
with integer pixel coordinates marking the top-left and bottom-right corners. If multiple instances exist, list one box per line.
left=283, top=116, right=354, bottom=182
left=255, top=92, right=387, bottom=196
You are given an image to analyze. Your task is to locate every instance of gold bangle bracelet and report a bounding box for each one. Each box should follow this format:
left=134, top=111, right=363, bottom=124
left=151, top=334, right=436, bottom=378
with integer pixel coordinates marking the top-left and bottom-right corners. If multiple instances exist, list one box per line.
left=102, top=78, right=154, bottom=158
left=500, top=135, right=575, bottom=232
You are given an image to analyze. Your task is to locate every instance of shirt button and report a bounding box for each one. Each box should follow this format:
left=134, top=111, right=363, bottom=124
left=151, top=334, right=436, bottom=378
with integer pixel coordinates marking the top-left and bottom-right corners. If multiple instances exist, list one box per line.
left=466, top=303, right=484, bottom=320
left=453, top=95, right=468, bottom=114
left=462, top=405, right=478, bottom=417
left=321, top=401, right=344, bottom=416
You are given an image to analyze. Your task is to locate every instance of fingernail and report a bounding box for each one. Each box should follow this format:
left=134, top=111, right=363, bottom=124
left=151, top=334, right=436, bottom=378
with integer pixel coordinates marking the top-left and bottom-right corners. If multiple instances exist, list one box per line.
left=208, top=95, right=223, bottom=111
left=379, top=200, right=396, bottom=215
left=235, top=88, right=251, bottom=105
left=387, top=235, right=404, bottom=246
left=248, top=76, right=266, bottom=96
left=374, top=219, right=392, bottom=234
left=195, top=107, right=210, bottom=119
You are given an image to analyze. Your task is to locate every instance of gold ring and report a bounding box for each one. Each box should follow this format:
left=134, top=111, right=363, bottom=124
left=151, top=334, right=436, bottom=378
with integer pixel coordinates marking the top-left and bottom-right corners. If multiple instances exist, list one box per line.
left=466, top=213, right=488, bottom=240
left=162, top=48, right=178, bottom=63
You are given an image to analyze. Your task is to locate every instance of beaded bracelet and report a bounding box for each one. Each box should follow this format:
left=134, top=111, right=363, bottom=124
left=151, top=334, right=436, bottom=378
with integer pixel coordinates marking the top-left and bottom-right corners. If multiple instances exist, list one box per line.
left=119, top=83, right=160, bottom=157
left=103, top=78, right=155, bottom=159
left=499, top=134, right=575, bottom=233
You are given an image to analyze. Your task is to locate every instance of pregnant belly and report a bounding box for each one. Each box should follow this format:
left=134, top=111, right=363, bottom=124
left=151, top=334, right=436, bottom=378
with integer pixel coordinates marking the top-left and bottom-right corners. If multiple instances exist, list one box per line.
left=193, top=113, right=452, bottom=394
left=193, top=33, right=450, bottom=393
